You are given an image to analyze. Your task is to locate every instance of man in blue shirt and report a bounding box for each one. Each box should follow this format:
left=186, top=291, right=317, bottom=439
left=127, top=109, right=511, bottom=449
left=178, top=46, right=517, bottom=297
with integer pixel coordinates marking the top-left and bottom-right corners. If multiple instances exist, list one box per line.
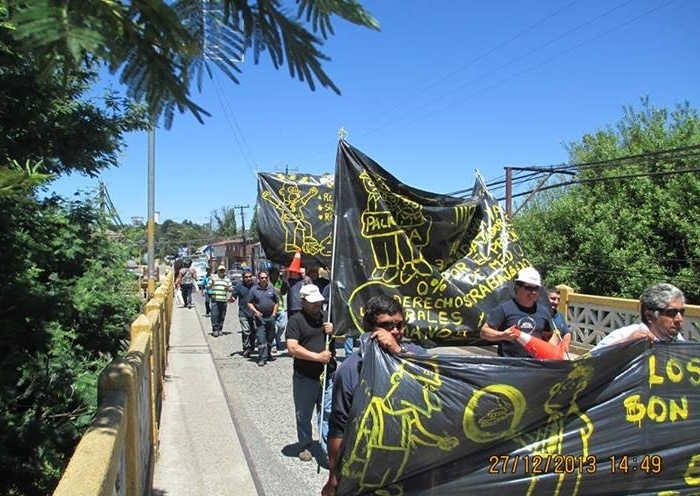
left=323, top=295, right=424, bottom=496
left=247, top=270, right=279, bottom=366
left=547, top=286, right=572, bottom=353
left=480, top=267, right=561, bottom=357
left=231, top=270, right=256, bottom=358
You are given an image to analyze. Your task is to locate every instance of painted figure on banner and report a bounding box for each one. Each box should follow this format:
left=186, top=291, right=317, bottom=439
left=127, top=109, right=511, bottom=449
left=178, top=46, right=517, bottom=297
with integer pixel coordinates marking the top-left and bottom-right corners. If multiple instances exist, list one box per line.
left=261, top=183, right=330, bottom=256
left=359, top=170, right=432, bottom=285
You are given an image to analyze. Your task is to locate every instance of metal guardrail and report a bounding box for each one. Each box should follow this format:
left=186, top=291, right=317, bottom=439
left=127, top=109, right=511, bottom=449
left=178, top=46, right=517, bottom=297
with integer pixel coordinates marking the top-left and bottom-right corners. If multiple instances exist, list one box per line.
left=53, top=275, right=173, bottom=496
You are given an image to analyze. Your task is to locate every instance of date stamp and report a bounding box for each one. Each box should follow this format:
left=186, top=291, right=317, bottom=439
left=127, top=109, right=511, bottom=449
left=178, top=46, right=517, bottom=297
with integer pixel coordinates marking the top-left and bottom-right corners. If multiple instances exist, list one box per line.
left=488, top=454, right=664, bottom=475
left=488, top=454, right=598, bottom=475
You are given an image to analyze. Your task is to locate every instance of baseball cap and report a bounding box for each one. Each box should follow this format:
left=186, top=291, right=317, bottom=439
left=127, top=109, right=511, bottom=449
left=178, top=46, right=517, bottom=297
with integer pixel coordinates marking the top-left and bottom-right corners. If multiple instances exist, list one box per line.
left=515, top=267, right=541, bottom=287
left=299, top=284, right=325, bottom=303
left=217, top=264, right=226, bottom=271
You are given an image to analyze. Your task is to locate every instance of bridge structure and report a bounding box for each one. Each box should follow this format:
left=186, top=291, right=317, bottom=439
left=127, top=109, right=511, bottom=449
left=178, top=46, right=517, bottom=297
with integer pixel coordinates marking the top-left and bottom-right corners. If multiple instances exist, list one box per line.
left=52, top=274, right=700, bottom=495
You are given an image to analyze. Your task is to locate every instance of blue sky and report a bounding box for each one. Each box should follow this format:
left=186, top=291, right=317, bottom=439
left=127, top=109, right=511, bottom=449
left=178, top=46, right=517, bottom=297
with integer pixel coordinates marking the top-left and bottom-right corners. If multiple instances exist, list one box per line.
left=51, top=0, right=700, bottom=226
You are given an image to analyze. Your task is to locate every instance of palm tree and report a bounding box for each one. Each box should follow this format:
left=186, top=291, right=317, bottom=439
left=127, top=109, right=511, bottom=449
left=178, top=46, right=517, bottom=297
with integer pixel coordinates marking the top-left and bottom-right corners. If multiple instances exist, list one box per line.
left=5, top=0, right=379, bottom=127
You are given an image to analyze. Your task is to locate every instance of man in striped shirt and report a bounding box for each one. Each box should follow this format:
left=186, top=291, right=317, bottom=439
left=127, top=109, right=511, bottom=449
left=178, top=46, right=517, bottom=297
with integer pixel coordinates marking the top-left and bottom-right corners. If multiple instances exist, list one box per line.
left=208, top=264, right=233, bottom=337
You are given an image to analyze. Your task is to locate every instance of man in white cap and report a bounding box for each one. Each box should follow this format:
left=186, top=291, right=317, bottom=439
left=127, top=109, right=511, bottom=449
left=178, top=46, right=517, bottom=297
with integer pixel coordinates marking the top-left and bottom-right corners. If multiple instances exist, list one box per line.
left=285, top=284, right=336, bottom=463
left=208, top=264, right=233, bottom=337
left=480, top=267, right=564, bottom=357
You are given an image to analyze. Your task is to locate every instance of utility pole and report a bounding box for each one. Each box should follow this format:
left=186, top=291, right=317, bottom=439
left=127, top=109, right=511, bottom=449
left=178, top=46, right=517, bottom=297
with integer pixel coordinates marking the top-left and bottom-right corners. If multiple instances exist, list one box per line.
left=505, top=166, right=513, bottom=218
left=276, top=164, right=298, bottom=175
left=146, top=126, right=156, bottom=298
left=233, top=204, right=250, bottom=268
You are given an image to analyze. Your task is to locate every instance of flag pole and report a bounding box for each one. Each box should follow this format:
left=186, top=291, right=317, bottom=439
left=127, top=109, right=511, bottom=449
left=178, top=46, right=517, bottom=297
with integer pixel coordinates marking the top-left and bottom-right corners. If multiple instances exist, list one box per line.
left=318, top=131, right=344, bottom=471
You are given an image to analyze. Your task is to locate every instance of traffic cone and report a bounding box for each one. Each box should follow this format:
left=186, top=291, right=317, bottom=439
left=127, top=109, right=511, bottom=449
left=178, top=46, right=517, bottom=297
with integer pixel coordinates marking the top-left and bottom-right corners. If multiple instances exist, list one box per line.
left=511, top=327, right=566, bottom=360
left=287, top=249, right=302, bottom=274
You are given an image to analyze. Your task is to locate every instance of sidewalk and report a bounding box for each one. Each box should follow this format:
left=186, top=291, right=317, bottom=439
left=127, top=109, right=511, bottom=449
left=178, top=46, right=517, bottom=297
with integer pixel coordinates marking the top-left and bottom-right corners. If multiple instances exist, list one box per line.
left=152, top=303, right=258, bottom=496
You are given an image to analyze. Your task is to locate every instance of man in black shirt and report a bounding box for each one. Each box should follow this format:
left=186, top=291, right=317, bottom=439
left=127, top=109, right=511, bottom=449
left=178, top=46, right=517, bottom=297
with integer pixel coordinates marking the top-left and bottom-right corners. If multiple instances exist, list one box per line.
left=285, top=284, right=335, bottom=463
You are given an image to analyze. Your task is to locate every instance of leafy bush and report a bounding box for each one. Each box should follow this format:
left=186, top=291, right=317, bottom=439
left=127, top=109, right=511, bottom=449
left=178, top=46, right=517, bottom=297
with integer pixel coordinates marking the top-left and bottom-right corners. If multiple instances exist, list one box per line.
left=0, top=193, right=141, bottom=496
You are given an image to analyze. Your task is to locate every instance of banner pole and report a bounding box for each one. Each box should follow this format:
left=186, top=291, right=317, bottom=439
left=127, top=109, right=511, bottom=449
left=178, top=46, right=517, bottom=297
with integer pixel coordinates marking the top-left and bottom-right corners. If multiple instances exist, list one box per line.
left=319, top=136, right=344, bottom=471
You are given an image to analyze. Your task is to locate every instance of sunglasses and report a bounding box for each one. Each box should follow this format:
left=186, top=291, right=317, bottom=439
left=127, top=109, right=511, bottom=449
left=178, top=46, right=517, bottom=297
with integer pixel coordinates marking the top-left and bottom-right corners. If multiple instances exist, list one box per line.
left=658, top=307, right=685, bottom=318
left=518, top=284, right=540, bottom=292
left=375, top=320, right=406, bottom=331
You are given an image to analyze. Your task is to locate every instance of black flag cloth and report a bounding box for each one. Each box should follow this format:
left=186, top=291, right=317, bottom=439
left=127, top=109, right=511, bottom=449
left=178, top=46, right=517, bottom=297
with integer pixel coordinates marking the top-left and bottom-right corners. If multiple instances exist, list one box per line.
left=331, top=140, right=530, bottom=345
left=256, top=172, right=334, bottom=268
left=336, top=341, right=700, bottom=495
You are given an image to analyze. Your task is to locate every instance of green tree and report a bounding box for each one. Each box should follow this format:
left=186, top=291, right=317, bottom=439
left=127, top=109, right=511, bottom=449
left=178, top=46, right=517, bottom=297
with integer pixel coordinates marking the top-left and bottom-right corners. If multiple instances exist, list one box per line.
left=513, top=98, right=700, bottom=303
left=212, top=206, right=238, bottom=238
left=7, top=0, right=379, bottom=126
left=0, top=192, right=142, bottom=496
left=0, top=14, right=146, bottom=493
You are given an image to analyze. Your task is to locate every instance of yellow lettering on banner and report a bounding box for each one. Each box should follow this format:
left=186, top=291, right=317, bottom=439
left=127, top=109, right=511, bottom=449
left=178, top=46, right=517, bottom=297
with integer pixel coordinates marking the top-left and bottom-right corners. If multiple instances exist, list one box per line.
left=648, top=356, right=665, bottom=387
left=684, top=453, right=700, bottom=486
left=624, top=394, right=689, bottom=427
left=648, top=356, right=700, bottom=388
left=689, top=359, right=700, bottom=386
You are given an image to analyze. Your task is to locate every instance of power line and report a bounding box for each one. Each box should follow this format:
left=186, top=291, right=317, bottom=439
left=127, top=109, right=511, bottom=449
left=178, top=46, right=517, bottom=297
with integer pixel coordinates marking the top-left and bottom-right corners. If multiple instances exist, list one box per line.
left=290, top=0, right=585, bottom=167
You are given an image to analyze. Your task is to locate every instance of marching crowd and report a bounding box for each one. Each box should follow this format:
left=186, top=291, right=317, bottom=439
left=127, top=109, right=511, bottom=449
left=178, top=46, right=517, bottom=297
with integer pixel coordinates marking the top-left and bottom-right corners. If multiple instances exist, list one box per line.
left=173, top=258, right=688, bottom=495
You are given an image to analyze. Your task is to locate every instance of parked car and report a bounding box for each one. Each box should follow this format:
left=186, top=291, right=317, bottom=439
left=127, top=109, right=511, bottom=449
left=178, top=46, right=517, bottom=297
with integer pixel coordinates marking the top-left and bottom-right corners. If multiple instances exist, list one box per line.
left=227, top=269, right=243, bottom=284
left=192, top=261, right=209, bottom=288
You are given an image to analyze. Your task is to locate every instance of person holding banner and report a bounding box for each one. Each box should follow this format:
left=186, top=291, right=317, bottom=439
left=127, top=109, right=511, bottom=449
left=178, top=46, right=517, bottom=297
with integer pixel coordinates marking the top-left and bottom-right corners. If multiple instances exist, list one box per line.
left=323, top=295, right=425, bottom=496
left=480, top=267, right=562, bottom=358
left=285, top=284, right=336, bottom=463
left=594, top=283, right=686, bottom=349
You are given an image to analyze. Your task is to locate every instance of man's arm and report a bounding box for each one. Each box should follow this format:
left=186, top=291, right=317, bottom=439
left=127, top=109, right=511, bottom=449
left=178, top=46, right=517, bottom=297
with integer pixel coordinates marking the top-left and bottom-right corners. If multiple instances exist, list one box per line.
left=480, top=323, right=517, bottom=343
left=286, top=338, right=332, bottom=363
left=247, top=294, right=261, bottom=317
left=595, top=326, right=655, bottom=349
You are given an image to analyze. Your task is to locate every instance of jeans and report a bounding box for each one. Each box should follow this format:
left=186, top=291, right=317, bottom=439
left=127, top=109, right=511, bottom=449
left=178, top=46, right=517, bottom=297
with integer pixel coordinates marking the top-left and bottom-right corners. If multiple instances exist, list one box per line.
left=239, top=315, right=256, bottom=352
left=292, top=371, right=334, bottom=456
left=180, top=283, right=194, bottom=307
left=274, top=311, right=288, bottom=350
left=210, top=300, right=227, bottom=333
left=204, top=292, right=211, bottom=315
left=344, top=336, right=355, bottom=356
left=255, top=315, right=276, bottom=363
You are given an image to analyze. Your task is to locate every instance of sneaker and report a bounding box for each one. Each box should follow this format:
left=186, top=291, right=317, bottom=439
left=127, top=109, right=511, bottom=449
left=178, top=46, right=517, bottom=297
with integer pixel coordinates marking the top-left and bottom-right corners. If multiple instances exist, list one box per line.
left=242, top=349, right=251, bottom=358
left=257, top=361, right=266, bottom=367
left=298, top=449, right=312, bottom=462
left=204, top=313, right=211, bottom=317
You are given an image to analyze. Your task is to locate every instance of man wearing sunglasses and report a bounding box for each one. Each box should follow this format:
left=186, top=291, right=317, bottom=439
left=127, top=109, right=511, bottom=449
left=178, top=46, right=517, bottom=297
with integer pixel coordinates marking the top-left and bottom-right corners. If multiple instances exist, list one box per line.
left=594, top=283, right=686, bottom=349
left=480, top=267, right=558, bottom=357
left=323, top=295, right=425, bottom=496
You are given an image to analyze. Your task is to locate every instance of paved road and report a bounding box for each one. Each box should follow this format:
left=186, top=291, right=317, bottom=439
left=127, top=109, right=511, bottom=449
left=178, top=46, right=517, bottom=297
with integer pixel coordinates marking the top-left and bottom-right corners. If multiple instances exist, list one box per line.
left=157, top=292, right=500, bottom=496
left=190, top=293, right=336, bottom=496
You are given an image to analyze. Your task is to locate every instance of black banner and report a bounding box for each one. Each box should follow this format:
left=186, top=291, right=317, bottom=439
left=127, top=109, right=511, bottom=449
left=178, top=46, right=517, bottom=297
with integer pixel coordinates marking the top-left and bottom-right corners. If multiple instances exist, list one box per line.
left=331, top=141, right=530, bottom=345
left=256, top=172, right=334, bottom=268
left=337, top=341, right=700, bottom=495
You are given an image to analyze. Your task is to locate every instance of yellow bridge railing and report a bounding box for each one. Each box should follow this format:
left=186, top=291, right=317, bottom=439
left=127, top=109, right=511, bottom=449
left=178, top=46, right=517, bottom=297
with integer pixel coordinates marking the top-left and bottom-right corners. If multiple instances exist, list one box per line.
left=53, top=273, right=173, bottom=496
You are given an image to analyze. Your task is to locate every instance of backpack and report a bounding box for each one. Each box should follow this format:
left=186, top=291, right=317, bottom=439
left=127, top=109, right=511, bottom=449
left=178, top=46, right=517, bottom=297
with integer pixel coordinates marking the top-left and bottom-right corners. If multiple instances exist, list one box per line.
left=180, top=267, right=195, bottom=285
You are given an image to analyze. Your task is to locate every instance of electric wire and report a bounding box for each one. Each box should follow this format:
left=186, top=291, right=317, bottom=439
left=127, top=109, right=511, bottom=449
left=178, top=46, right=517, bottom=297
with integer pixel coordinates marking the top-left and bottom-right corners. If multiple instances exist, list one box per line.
left=290, top=0, right=585, bottom=168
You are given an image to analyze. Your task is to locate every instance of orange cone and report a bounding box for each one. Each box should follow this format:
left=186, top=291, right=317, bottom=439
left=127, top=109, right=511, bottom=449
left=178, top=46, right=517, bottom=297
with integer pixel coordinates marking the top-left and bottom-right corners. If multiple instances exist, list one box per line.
left=287, top=249, right=303, bottom=274
left=511, top=327, right=566, bottom=360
